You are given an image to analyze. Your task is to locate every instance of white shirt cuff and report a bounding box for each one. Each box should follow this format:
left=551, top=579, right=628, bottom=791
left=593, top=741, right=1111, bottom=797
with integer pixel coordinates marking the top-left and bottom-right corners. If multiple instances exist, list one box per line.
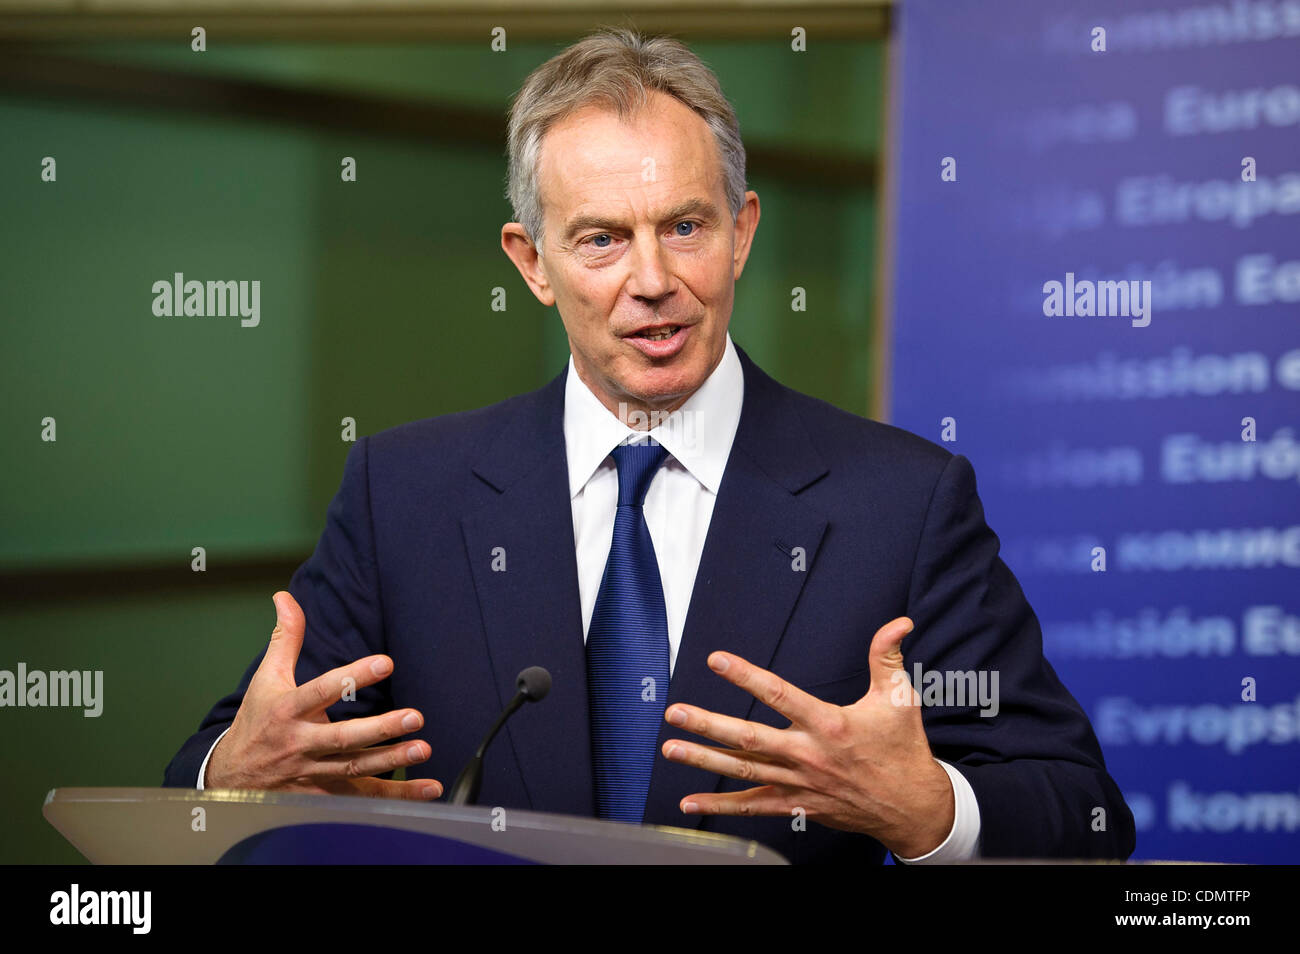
left=196, top=726, right=231, bottom=790
left=893, top=759, right=981, bottom=864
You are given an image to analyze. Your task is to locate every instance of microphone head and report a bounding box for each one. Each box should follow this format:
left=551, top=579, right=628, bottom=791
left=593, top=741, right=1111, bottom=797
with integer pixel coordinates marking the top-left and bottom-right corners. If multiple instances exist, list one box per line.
left=516, top=666, right=552, bottom=702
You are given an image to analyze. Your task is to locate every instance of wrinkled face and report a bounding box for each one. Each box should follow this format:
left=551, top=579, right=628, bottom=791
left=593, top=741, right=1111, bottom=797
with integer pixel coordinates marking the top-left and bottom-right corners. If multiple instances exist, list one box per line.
left=504, top=90, right=759, bottom=420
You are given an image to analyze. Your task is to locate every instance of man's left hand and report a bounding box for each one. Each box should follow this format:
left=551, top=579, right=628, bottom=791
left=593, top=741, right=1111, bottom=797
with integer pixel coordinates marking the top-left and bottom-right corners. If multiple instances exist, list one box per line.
left=661, top=616, right=955, bottom=859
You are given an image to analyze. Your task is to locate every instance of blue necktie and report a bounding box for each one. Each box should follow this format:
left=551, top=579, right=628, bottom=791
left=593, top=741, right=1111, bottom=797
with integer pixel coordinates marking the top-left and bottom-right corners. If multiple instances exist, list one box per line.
left=587, top=439, right=672, bottom=823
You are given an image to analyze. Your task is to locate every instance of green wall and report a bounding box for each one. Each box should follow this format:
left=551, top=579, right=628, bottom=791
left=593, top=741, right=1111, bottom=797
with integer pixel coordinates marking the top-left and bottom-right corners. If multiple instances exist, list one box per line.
left=0, top=36, right=884, bottom=863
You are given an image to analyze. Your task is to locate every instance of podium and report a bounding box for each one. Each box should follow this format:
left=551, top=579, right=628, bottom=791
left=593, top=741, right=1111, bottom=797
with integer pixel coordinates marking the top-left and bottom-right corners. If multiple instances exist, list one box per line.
left=43, top=788, right=788, bottom=865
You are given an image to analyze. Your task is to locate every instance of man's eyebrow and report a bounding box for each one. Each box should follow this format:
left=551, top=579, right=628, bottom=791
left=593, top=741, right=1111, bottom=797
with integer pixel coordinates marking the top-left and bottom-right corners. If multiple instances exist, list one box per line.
left=561, top=198, right=722, bottom=242
left=658, top=198, right=721, bottom=225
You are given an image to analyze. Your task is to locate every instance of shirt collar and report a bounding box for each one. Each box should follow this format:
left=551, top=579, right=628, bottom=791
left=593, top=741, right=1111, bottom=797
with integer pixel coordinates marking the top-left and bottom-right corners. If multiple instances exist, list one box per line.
left=564, top=332, right=744, bottom=498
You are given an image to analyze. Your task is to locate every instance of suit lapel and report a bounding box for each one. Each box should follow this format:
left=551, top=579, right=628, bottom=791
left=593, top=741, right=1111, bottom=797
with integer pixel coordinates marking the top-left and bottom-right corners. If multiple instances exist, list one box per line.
left=642, top=346, right=829, bottom=829
left=460, top=366, right=594, bottom=816
left=459, top=347, right=830, bottom=825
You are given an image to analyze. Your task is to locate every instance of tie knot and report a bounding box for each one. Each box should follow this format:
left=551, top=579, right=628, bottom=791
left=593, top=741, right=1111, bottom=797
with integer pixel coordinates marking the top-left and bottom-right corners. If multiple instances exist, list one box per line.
left=609, top=440, right=670, bottom=507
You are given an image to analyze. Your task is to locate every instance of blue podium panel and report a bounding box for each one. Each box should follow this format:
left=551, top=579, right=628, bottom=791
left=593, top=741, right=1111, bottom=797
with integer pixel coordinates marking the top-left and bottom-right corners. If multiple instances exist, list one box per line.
left=217, top=823, right=536, bottom=865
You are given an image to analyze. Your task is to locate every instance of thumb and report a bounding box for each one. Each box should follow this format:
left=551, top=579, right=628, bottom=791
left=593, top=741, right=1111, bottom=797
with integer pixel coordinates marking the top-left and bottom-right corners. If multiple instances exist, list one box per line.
left=867, top=616, right=914, bottom=693
left=261, top=590, right=306, bottom=684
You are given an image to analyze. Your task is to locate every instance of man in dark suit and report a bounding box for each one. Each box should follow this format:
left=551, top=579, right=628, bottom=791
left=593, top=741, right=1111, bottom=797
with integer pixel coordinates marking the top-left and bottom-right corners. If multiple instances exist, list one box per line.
left=165, top=29, right=1134, bottom=864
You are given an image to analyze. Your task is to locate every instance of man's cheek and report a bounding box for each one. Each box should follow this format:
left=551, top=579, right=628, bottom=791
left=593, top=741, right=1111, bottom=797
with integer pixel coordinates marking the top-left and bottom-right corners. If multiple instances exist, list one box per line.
left=570, top=277, right=614, bottom=314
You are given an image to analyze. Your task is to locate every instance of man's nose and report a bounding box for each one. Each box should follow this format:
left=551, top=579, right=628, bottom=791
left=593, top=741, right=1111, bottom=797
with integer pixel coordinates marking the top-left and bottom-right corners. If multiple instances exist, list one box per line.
left=625, top=236, right=674, bottom=301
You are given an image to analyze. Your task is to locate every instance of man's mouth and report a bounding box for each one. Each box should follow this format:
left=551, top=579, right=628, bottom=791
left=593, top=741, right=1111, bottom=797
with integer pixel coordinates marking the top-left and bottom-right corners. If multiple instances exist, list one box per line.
left=640, top=326, right=680, bottom=341
left=623, top=322, right=692, bottom=358
left=626, top=323, right=684, bottom=341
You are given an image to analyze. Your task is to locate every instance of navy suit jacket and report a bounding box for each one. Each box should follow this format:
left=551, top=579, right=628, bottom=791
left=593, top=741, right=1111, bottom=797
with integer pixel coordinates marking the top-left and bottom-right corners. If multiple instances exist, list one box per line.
left=165, top=344, right=1135, bottom=864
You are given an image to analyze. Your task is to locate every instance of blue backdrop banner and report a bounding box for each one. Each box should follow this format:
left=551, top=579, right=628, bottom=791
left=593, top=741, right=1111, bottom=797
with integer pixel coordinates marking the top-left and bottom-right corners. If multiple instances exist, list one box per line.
left=889, top=0, right=1300, bottom=863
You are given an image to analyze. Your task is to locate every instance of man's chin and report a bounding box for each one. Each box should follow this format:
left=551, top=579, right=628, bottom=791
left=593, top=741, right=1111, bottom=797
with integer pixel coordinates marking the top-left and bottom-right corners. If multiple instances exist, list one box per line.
left=620, top=349, right=722, bottom=404
left=616, top=377, right=702, bottom=415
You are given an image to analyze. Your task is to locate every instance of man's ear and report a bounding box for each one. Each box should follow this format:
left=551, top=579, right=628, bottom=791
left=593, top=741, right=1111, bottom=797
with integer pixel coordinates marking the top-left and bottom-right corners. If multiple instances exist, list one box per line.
left=731, top=190, right=761, bottom=281
left=501, top=223, right=556, bottom=307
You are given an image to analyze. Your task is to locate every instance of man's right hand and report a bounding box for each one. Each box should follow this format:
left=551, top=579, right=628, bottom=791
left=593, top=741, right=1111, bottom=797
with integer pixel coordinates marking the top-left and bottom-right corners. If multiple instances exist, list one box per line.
left=203, top=591, right=441, bottom=800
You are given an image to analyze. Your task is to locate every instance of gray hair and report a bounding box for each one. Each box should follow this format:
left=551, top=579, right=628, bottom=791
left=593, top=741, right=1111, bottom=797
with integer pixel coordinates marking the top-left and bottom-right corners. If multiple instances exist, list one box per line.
left=505, top=27, right=748, bottom=250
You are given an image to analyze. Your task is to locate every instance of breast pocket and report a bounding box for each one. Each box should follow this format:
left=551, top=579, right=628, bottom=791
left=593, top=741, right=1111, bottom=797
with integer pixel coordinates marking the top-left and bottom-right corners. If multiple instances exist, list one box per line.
left=798, top=667, right=871, bottom=707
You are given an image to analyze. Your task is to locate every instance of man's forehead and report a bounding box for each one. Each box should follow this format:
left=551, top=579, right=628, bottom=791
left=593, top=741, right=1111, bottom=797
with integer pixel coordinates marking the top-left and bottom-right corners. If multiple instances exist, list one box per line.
left=552, top=89, right=707, bottom=137
left=536, top=95, right=724, bottom=223
left=541, top=97, right=714, bottom=170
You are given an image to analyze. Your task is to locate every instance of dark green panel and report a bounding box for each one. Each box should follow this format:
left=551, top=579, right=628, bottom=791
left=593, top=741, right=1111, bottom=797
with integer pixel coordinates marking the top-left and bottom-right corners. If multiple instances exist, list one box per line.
left=0, top=582, right=287, bottom=864
left=0, top=33, right=885, bottom=864
left=731, top=176, right=877, bottom=417
left=692, top=40, right=885, bottom=154
left=0, top=99, right=319, bottom=567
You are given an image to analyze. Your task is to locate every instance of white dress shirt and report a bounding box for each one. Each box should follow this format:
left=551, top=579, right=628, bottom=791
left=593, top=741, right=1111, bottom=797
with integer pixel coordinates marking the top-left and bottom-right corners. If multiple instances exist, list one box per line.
left=564, top=333, right=978, bottom=863
left=199, top=332, right=980, bottom=863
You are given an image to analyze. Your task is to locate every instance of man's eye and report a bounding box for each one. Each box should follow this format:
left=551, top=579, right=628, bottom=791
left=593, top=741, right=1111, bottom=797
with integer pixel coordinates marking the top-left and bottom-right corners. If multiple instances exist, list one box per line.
left=590, top=233, right=613, bottom=248
left=674, top=221, right=696, bottom=236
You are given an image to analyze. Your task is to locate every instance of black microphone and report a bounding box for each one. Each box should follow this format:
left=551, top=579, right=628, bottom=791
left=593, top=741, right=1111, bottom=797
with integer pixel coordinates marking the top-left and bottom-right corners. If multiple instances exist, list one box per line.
left=448, top=666, right=551, bottom=806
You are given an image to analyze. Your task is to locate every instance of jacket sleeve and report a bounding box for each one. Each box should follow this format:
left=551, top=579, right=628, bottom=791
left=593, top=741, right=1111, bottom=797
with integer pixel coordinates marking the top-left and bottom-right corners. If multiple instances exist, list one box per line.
left=163, top=437, right=392, bottom=787
left=902, top=452, right=1135, bottom=859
